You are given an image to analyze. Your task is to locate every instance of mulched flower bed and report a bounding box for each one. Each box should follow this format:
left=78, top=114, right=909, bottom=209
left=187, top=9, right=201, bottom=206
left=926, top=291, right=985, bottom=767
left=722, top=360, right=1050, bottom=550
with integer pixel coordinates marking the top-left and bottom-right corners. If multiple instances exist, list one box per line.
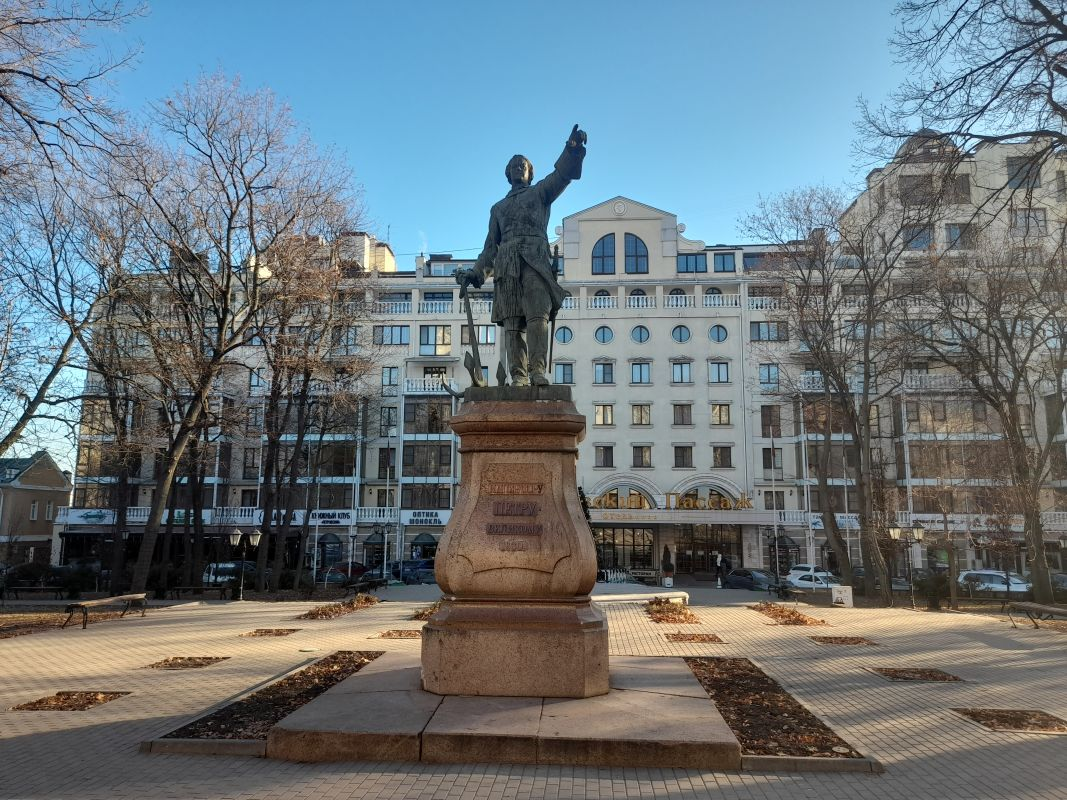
left=1, top=608, right=125, bottom=639
left=953, top=707, right=1067, bottom=733
left=295, top=594, right=379, bottom=620
left=145, top=657, right=230, bottom=670
left=810, top=636, right=878, bottom=646
left=665, top=632, right=724, bottom=643
left=378, top=629, right=421, bottom=639
left=749, top=602, right=826, bottom=626
left=412, top=601, right=442, bottom=621
left=12, top=691, right=130, bottom=711
left=164, top=650, right=382, bottom=740
left=645, top=597, right=700, bottom=624
left=240, top=629, right=300, bottom=637
left=686, top=657, right=861, bottom=758
left=870, top=667, right=961, bottom=682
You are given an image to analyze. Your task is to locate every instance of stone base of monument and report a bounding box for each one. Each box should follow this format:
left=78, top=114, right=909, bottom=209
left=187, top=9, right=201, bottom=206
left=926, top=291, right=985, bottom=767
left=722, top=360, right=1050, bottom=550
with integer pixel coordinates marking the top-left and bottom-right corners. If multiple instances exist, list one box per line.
left=265, top=651, right=741, bottom=770
left=421, top=596, right=608, bottom=698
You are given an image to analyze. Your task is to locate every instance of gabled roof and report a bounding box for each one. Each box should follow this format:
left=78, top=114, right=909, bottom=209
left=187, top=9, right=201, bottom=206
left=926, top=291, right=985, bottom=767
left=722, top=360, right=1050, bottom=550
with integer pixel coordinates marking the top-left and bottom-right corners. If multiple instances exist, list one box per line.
left=0, top=450, right=57, bottom=484
left=563, top=196, right=676, bottom=222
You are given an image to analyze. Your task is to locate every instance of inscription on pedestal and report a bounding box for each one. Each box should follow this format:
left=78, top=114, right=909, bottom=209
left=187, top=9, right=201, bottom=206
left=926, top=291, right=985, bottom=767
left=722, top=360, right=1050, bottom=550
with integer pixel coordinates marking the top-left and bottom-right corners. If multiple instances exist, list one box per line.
left=487, top=522, right=544, bottom=535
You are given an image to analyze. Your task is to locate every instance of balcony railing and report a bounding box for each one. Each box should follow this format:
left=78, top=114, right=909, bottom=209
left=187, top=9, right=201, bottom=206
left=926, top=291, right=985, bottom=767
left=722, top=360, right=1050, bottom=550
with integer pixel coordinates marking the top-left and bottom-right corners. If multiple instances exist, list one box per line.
left=894, top=510, right=1067, bottom=533
left=626, top=296, right=656, bottom=309
left=587, top=296, right=618, bottom=310
left=417, top=301, right=454, bottom=315
left=748, top=297, right=780, bottom=310
left=560, top=297, right=578, bottom=310
left=60, top=505, right=401, bottom=528
left=665, top=295, right=695, bottom=308
left=468, top=300, right=493, bottom=315
left=404, top=377, right=459, bottom=395
left=902, top=372, right=969, bottom=391
left=374, top=301, right=412, bottom=314
left=703, top=294, right=741, bottom=308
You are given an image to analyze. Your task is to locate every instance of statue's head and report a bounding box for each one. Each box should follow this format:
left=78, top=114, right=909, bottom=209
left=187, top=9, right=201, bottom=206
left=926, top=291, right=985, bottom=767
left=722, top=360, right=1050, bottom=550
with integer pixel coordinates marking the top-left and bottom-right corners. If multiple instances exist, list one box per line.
left=505, top=155, right=533, bottom=187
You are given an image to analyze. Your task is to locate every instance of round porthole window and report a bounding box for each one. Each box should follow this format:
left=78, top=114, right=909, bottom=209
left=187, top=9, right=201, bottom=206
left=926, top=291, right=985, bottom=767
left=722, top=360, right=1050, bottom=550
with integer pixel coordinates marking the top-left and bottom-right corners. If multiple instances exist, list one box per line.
left=709, top=325, right=728, bottom=342
left=672, top=325, right=691, bottom=343
left=631, top=325, right=650, bottom=343
left=555, top=326, right=573, bottom=343
left=595, top=326, right=614, bottom=344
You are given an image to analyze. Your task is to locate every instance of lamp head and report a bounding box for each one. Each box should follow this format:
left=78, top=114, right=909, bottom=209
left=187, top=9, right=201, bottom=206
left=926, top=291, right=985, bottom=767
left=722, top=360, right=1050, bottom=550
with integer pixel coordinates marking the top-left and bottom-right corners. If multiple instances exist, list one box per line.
left=248, top=529, right=262, bottom=547
left=888, top=527, right=902, bottom=541
left=228, top=529, right=243, bottom=548
left=912, top=524, right=925, bottom=542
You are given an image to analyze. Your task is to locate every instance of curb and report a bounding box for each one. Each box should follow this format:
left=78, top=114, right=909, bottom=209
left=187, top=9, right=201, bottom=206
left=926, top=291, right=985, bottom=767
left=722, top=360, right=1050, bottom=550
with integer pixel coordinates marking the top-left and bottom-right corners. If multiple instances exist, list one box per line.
left=742, top=754, right=885, bottom=773
left=140, top=738, right=265, bottom=756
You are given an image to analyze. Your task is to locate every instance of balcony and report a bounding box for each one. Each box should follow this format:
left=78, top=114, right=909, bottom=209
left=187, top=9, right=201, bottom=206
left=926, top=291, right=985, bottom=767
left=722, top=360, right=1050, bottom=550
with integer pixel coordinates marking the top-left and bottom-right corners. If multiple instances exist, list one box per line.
left=748, top=297, right=780, bottom=310
left=560, top=297, right=578, bottom=310
left=587, top=296, right=618, bottom=310
left=894, top=510, right=1067, bottom=533
left=417, top=301, right=454, bottom=315
left=703, top=293, right=741, bottom=308
left=665, top=294, right=695, bottom=308
left=59, top=505, right=402, bottom=528
left=468, top=299, right=493, bottom=316
left=374, top=301, right=412, bottom=315
left=404, top=377, right=459, bottom=395
left=902, top=372, right=969, bottom=391
left=626, top=296, right=656, bottom=309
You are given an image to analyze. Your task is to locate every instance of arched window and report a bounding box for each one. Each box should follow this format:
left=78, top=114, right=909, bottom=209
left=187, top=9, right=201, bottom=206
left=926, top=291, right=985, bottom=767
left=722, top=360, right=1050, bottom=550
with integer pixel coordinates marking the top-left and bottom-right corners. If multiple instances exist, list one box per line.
left=592, top=234, right=615, bottom=274
left=629, top=288, right=646, bottom=297
left=669, top=288, right=686, bottom=296
left=624, top=234, right=648, bottom=274
left=595, top=289, right=610, bottom=297
left=705, top=286, right=722, bottom=296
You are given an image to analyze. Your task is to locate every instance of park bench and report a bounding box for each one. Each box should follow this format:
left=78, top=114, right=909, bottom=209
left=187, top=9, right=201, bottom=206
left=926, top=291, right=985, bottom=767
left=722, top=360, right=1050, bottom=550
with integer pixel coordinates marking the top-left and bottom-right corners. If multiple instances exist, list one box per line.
left=3, top=585, right=65, bottom=600
left=1006, top=601, right=1067, bottom=629
left=168, top=585, right=228, bottom=600
left=62, top=593, right=148, bottom=630
left=773, top=585, right=808, bottom=604
left=343, top=576, right=388, bottom=597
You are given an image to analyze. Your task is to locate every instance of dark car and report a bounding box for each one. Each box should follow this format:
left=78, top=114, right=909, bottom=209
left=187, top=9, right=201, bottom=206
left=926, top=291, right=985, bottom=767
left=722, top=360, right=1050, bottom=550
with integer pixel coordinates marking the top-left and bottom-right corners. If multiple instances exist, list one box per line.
left=723, top=568, right=780, bottom=591
left=851, top=567, right=911, bottom=592
left=391, top=558, right=436, bottom=583
left=1049, top=572, right=1066, bottom=601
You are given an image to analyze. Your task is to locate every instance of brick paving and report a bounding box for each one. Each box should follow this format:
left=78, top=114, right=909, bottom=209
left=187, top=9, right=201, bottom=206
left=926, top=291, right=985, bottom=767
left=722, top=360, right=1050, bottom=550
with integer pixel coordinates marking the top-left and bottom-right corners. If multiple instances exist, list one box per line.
left=1, top=585, right=1065, bottom=799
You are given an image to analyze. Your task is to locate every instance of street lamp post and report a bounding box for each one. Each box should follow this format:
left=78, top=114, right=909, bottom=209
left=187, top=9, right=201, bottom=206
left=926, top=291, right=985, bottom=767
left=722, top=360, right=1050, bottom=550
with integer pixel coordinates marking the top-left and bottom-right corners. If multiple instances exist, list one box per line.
left=348, top=532, right=356, bottom=580
left=888, top=523, right=925, bottom=609
left=374, top=522, right=386, bottom=580
left=227, top=528, right=262, bottom=601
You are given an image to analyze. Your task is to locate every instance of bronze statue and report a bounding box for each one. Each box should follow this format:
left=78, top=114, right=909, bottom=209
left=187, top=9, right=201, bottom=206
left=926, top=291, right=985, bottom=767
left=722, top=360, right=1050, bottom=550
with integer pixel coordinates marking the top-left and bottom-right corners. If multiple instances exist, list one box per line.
left=457, top=124, right=587, bottom=387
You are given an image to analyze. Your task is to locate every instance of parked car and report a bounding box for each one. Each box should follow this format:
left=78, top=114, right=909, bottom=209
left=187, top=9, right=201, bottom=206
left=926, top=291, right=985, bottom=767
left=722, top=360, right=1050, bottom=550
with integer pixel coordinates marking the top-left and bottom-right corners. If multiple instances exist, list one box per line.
left=785, top=564, right=828, bottom=579
left=851, top=567, right=912, bottom=592
left=723, top=568, right=780, bottom=591
left=391, top=558, right=435, bottom=584
left=320, top=562, right=369, bottom=581
left=786, top=571, right=842, bottom=589
left=957, top=569, right=1031, bottom=595
left=1052, top=573, right=1067, bottom=601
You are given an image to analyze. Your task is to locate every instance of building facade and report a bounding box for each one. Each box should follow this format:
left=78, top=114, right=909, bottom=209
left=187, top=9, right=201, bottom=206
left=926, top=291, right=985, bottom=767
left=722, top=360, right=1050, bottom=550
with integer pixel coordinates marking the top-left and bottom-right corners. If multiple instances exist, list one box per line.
left=0, top=451, right=72, bottom=566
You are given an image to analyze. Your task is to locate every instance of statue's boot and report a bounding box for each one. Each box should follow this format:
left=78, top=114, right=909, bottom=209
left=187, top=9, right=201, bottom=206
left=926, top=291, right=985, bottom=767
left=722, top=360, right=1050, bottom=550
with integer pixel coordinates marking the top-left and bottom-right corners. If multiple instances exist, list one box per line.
left=506, top=327, right=529, bottom=386
left=527, top=316, right=550, bottom=386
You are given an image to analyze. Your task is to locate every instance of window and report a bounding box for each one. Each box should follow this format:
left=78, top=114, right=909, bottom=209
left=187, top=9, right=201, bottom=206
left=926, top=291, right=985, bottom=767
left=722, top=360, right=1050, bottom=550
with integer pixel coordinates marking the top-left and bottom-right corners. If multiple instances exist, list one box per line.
left=594, top=325, right=614, bottom=343
left=945, top=223, right=976, bottom=250
left=743, top=252, right=767, bottom=270
left=402, top=484, right=450, bottom=510
left=972, top=401, right=987, bottom=423
left=706, top=286, right=722, bottom=296
left=402, top=443, right=452, bottom=477
left=1012, top=208, right=1047, bottom=234
left=674, top=446, right=694, bottom=468
left=947, top=174, right=972, bottom=203
left=764, top=490, right=785, bottom=511
left=246, top=406, right=263, bottom=434
left=593, top=362, right=614, bottom=384
left=671, top=361, right=692, bottom=383
left=632, top=445, right=652, bottom=468
left=592, top=234, right=615, bottom=274
left=750, top=322, right=789, bottom=341
left=671, top=325, right=691, bottom=343
left=906, top=400, right=919, bottom=422
left=713, top=252, right=736, bottom=272
left=673, top=404, right=692, bottom=425
left=45, top=500, right=53, bottom=521
left=461, top=325, right=496, bottom=345
left=709, top=325, right=728, bottom=342
left=761, top=405, right=781, bottom=438
left=903, top=225, right=933, bottom=250
left=381, top=366, right=399, bottom=390
left=594, top=404, right=614, bottom=426
left=632, top=404, right=651, bottom=425
left=404, top=398, right=451, bottom=434
left=595, top=445, right=614, bottom=467
left=931, top=401, right=947, bottom=422
left=380, top=406, right=398, bottom=436
left=762, top=447, right=783, bottom=479
left=243, top=448, right=260, bottom=480
left=709, top=361, right=729, bottom=383
left=249, top=368, right=266, bottom=391
left=898, top=174, right=935, bottom=204
left=377, top=446, right=396, bottom=480
left=759, top=363, right=779, bottom=392
left=713, top=446, right=732, bottom=468
left=631, top=325, right=650, bottom=343
left=419, top=325, right=451, bottom=356
left=372, top=325, right=410, bottom=345
left=624, top=233, right=648, bottom=274
left=631, top=362, right=651, bottom=384
left=29, top=500, right=38, bottom=521
left=555, top=326, right=573, bottom=343
left=711, top=404, right=731, bottom=425
left=677, top=253, right=707, bottom=273
left=554, top=363, right=574, bottom=384
left=1007, top=156, right=1041, bottom=189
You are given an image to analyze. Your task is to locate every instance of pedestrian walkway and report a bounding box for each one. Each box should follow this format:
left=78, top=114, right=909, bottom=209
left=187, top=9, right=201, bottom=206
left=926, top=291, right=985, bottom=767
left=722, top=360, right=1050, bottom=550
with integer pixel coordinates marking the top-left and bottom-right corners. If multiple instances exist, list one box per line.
left=1, top=586, right=1065, bottom=799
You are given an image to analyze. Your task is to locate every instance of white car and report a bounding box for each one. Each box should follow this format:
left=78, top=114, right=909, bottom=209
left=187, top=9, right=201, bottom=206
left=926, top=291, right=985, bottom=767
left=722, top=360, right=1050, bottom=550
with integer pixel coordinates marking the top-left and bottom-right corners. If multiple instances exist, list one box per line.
left=786, top=571, right=842, bottom=589
left=957, top=570, right=1031, bottom=594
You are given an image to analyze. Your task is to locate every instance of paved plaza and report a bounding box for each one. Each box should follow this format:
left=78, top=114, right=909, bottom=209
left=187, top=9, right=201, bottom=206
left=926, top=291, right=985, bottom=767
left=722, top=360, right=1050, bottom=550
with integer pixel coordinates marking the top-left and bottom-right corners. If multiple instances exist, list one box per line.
left=1, top=585, right=1065, bottom=800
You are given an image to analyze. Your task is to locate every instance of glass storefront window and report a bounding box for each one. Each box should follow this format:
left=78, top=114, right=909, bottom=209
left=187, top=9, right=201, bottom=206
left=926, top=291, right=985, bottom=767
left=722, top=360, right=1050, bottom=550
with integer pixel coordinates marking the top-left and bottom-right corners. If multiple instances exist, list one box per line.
left=594, top=527, right=654, bottom=571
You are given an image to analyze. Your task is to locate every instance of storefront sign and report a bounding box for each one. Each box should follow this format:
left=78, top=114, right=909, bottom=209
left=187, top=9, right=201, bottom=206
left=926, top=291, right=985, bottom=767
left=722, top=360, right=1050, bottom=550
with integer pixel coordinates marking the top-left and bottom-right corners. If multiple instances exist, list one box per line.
left=401, top=510, right=451, bottom=526
left=590, top=491, right=754, bottom=511
left=310, top=510, right=354, bottom=525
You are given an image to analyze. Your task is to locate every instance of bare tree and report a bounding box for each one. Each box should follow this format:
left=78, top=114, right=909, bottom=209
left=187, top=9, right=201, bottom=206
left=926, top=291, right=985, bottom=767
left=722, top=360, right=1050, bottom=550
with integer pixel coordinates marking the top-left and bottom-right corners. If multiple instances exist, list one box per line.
left=112, top=73, right=359, bottom=594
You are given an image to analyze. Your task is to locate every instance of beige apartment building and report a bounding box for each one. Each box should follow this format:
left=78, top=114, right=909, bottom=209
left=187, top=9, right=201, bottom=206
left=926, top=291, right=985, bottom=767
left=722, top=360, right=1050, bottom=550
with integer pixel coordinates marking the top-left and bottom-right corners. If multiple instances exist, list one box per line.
left=0, top=451, right=72, bottom=566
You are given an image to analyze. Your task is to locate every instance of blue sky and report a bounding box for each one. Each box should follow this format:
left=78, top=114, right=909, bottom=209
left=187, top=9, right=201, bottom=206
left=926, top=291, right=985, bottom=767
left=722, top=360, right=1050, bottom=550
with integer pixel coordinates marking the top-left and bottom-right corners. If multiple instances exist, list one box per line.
left=112, top=0, right=903, bottom=262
